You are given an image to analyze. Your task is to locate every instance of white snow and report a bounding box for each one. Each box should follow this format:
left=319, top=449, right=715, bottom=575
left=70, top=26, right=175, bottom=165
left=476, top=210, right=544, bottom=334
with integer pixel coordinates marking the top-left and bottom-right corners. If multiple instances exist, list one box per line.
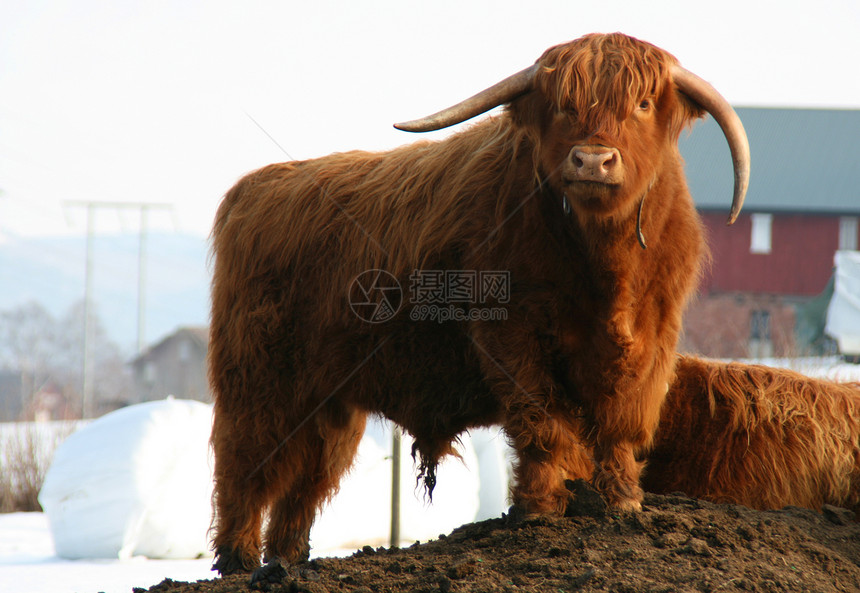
left=1, top=398, right=512, bottom=593
left=733, top=356, right=860, bottom=382
left=0, top=512, right=214, bottom=593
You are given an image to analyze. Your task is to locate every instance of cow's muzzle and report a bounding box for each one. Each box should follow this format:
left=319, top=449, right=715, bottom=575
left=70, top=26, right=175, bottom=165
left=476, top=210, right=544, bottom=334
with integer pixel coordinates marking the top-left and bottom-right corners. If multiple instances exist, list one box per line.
left=567, top=145, right=623, bottom=185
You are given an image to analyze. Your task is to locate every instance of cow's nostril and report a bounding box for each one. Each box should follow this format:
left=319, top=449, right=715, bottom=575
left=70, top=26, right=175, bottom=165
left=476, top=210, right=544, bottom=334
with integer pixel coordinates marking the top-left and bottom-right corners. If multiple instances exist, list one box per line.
left=594, top=151, right=613, bottom=167
left=604, top=153, right=616, bottom=168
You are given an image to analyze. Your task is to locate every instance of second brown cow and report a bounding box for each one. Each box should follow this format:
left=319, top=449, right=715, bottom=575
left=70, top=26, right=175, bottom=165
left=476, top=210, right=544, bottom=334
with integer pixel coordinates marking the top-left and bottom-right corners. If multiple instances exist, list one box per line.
left=644, top=356, right=860, bottom=516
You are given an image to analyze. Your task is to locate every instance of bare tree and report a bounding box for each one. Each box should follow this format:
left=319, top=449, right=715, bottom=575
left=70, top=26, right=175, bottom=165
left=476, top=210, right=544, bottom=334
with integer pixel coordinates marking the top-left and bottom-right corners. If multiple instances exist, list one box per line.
left=56, top=300, right=132, bottom=412
left=0, top=302, right=57, bottom=412
left=0, top=300, right=132, bottom=418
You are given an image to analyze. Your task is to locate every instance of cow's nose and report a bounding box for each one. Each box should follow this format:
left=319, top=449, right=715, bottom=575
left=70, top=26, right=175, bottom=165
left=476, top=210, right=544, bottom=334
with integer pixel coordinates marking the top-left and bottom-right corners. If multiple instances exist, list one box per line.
left=570, top=146, right=621, bottom=182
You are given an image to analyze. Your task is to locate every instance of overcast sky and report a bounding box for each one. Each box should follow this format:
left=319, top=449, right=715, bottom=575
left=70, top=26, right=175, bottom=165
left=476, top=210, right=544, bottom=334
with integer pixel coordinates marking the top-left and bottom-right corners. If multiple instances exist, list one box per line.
left=1, top=0, right=858, bottom=240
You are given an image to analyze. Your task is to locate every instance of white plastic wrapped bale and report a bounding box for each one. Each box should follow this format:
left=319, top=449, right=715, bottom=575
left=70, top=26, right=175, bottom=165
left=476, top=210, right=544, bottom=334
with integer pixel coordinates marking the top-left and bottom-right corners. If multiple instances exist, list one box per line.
left=827, top=250, right=860, bottom=356
left=38, top=398, right=214, bottom=560
left=469, top=427, right=512, bottom=521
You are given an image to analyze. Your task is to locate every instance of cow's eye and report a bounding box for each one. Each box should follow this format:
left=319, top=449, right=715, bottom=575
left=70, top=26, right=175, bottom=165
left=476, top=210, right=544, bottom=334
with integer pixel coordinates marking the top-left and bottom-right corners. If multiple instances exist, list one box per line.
left=638, top=99, right=651, bottom=111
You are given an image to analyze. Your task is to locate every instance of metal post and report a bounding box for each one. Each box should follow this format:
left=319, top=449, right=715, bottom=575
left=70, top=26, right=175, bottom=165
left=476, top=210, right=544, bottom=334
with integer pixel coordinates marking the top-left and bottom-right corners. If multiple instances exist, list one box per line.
left=137, top=206, right=149, bottom=354
left=390, top=425, right=401, bottom=548
left=81, top=204, right=95, bottom=418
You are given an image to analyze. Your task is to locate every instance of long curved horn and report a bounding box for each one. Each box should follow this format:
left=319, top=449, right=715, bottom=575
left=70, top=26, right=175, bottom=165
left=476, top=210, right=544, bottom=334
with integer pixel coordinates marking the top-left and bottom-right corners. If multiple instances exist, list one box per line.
left=394, top=64, right=539, bottom=133
left=672, top=65, right=750, bottom=225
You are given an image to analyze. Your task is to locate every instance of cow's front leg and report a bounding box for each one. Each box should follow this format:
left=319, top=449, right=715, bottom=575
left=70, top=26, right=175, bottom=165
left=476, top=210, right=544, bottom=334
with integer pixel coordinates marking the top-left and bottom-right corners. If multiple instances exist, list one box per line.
left=584, top=366, right=671, bottom=511
left=591, top=440, right=644, bottom=511
left=470, top=321, right=592, bottom=516
left=504, top=404, right=590, bottom=516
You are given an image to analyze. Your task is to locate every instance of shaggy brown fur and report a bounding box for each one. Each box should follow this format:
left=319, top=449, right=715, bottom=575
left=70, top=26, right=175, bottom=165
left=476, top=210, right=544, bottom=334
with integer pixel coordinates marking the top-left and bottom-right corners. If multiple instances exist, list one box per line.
left=209, top=33, right=716, bottom=574
left=643, top=356, right=860, bottom=515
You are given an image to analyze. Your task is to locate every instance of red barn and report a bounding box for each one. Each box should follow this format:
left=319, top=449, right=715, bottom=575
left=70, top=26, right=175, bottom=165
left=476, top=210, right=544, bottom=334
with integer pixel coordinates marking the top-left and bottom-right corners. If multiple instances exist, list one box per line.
left=679, top=107, right=860, bottom=358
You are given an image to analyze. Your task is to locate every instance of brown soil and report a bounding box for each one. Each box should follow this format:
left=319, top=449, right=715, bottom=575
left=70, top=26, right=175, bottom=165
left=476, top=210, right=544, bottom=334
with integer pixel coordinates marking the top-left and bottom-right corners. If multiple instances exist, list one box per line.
left=138, top=483, right=860, bottom=593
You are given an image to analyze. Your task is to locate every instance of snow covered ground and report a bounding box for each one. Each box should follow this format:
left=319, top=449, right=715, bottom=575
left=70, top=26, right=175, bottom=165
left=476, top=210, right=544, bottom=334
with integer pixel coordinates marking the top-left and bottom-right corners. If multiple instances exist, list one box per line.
left=0, top=512, right=214, bottom=593
left=0, top=400, right=511, bottom=593
left=733, top=356, right=860, bottom=382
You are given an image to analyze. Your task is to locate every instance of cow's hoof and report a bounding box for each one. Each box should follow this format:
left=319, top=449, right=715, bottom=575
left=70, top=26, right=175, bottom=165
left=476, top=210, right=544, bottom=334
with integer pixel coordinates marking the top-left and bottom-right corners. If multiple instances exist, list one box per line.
left=564, top=478, right=609, bottom=518
left=213, top=546, right=258, bottom=576
left=249, top=558, right=287, bottom=587
left=613, top=497, right=643, bottom=512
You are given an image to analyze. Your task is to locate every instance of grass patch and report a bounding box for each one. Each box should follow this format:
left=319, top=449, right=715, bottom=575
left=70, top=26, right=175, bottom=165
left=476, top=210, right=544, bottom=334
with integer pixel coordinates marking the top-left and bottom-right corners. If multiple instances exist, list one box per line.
left=0, top=422, right=77, bottom=512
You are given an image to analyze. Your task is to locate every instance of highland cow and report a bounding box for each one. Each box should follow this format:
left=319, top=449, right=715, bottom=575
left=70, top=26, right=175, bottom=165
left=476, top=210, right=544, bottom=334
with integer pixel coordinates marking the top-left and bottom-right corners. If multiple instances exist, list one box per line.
left=643, top=356, right=860, bottom=515
left=208, top=32, right=749, bottom=576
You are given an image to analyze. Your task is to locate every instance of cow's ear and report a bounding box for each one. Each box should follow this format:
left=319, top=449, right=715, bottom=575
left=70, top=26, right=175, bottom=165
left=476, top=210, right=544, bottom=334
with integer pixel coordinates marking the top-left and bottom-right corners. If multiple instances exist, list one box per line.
left=672, top=89, right=708, bottom=138
left=506, top=91, right=551, bottom=141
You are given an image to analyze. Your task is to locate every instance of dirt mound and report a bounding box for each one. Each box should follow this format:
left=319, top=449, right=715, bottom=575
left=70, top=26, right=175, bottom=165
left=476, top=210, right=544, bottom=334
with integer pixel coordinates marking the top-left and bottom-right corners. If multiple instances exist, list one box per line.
left=140, top=485, right=860, bottom=593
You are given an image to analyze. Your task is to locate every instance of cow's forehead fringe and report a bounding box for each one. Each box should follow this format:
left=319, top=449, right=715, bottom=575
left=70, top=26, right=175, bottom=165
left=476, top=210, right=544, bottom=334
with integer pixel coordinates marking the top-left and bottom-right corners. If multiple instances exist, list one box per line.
left=535, top=33, right=677, bottom=129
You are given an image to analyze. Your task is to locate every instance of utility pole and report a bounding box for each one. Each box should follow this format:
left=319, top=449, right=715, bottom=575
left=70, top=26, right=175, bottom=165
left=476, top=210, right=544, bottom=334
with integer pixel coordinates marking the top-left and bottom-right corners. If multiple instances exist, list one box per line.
left=133, top=203, right=174, bottom=354
left=64, top=200, right=173, bottom=417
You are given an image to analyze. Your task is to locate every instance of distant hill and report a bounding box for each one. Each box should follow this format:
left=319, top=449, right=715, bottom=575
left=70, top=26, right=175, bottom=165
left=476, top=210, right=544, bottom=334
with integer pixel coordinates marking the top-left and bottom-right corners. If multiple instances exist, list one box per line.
left=0, top=232, right=210, bottom=353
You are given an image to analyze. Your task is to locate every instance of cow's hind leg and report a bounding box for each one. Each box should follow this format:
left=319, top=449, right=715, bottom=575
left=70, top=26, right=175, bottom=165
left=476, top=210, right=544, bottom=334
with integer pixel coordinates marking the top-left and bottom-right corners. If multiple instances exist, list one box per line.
left=211, top=406, right=281, bottom=575
left=260, top=402, right=366, bottom=569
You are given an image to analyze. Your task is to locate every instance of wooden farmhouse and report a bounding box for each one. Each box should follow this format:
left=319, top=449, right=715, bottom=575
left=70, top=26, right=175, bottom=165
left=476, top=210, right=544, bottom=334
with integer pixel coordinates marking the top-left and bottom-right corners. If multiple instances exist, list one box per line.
left=679, top=107, right=860, bottom=358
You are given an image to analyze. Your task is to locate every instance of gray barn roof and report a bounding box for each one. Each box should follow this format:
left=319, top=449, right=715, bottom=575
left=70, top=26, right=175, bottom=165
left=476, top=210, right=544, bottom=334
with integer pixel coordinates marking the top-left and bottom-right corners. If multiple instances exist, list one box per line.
left=679, top=107, right=860, bottom=215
